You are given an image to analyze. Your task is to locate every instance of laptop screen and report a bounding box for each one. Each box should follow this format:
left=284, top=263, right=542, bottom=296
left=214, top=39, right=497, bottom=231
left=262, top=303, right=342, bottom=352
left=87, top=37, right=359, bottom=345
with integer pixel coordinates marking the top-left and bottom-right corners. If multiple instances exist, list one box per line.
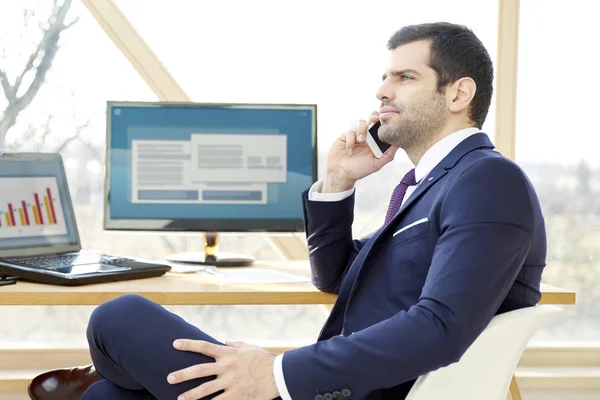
left=0, top=154, right=79, bottom=253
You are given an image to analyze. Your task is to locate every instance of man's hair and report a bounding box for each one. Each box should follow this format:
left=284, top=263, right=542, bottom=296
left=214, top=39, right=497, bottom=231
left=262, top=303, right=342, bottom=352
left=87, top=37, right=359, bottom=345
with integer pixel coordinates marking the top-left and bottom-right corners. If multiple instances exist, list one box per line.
left=388, top=22, right=494, bottom=129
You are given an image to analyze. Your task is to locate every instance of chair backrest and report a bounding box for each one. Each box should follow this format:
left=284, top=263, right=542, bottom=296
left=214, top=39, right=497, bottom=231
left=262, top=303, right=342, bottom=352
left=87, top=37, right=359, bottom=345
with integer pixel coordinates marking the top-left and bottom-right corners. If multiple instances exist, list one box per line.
left=405, top=305, right=564, bottom=400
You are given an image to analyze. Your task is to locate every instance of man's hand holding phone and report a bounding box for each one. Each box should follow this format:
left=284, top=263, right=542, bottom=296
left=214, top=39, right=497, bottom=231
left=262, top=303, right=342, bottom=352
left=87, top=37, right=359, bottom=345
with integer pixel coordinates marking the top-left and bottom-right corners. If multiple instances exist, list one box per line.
left=322, top=111, right=398, bottom=193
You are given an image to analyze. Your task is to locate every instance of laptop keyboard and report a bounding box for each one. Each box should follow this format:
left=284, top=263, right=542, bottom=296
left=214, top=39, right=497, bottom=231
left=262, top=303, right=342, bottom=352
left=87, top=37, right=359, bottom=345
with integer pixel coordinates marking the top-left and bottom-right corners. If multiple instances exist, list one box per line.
left=3, top=253, right=131, bottom=270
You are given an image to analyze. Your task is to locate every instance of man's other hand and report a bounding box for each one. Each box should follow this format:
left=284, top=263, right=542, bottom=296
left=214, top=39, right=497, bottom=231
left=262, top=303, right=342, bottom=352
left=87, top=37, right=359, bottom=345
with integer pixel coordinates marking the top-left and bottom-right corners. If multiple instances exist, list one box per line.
left=168, top=339, right=279, bottom=400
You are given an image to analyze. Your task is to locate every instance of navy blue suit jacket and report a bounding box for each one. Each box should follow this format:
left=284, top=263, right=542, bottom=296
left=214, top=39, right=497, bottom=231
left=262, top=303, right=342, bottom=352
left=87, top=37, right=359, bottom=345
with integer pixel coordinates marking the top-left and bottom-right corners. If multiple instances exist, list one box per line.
left=282, top=133, right=546, bottom=399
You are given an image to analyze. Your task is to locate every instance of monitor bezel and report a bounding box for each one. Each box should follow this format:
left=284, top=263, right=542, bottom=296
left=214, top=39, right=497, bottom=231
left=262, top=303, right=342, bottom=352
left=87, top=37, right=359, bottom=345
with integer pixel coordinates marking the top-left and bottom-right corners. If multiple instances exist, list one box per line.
left=0, top=152, right=81, bottom=258
left=103, top=101, right=318, bottom=233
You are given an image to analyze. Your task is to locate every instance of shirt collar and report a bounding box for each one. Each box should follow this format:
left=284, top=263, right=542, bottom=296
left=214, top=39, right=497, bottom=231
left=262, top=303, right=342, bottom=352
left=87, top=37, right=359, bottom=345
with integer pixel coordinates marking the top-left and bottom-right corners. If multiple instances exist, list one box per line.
left=414, top=127, right=481, bottom=183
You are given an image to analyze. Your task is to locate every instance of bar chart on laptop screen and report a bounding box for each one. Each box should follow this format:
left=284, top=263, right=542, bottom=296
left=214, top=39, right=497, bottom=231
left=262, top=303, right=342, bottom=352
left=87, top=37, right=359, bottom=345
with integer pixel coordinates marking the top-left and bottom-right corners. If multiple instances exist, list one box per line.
left=0, top=177, right=67, bottom=238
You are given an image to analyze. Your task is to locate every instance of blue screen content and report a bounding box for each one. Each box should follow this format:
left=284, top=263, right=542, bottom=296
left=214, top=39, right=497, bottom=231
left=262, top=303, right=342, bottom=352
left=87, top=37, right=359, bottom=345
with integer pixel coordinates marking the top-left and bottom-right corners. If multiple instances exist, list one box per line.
left=0, top=159, right=78, bottom=250
left=108, top=104, right=316, bottom=225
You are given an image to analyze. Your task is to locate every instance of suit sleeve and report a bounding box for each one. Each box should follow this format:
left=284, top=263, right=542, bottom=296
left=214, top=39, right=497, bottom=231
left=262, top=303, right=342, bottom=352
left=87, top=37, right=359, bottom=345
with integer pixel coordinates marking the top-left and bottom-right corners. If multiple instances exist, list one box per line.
left=302, top=188, right=371, bottom=294
left=284, top=158, right=538, bottom=398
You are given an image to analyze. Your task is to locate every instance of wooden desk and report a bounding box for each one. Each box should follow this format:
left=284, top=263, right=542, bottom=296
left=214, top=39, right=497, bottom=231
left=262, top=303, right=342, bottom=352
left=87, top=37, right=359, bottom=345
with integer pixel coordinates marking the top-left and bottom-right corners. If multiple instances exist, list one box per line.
left=0, top=261, right=335, bottom=306
left=0, top=260, right=575, bottom=400
left=0, top=260, right=575, bottom=307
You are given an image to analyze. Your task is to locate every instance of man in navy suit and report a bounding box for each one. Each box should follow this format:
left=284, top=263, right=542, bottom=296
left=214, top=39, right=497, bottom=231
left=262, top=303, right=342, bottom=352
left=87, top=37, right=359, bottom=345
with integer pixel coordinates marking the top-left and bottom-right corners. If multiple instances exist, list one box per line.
left=29, top=22, right=545, bottom=400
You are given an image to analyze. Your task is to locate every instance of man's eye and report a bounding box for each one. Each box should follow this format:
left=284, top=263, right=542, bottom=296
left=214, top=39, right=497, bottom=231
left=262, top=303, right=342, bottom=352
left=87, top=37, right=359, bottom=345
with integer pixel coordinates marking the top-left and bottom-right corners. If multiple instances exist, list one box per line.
left=401, top=75, right=413, bottom=81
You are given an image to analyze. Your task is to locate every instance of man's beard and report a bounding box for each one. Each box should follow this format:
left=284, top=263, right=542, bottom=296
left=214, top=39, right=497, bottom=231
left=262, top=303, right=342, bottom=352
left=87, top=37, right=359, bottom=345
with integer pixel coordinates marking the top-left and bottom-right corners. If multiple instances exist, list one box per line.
left=378, top=91, right=447, bottom=151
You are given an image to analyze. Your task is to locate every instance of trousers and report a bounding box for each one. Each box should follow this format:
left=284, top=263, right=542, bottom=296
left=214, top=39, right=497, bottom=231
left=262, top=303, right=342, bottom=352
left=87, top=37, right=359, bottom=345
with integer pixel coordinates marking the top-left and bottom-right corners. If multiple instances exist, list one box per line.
left=82, top=294, right=227, bottom=399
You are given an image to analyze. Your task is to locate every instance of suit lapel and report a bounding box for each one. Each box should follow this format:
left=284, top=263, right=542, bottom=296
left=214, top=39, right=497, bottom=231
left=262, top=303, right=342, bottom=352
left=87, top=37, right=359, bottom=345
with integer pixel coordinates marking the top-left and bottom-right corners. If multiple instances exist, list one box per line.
left=337, top=133, right=496, bottom=310
left=333, top=167, right=448, bottom=317
left=369, top=133, right=495, bottom=244
left=383, top=166, right=447, bottom=231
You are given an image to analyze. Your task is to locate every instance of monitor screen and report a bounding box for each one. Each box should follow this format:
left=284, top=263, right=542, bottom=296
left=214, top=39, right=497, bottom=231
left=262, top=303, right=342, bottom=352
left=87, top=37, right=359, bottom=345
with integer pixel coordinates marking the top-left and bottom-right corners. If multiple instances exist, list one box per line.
left=0, top=153, right=79, bottom=256
left=104, top=102, right=317, bottom=232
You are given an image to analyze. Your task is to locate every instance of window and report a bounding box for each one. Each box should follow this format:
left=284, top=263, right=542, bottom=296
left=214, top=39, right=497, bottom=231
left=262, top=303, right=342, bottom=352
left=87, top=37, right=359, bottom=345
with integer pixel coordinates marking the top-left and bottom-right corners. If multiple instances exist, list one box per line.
left=118, top=0, right=498, bottom=236
left=2, top=0, right=498, bottom=346
left=0, top=0, right=152, bottom=346
left=517, top=0, right=600, bottom=340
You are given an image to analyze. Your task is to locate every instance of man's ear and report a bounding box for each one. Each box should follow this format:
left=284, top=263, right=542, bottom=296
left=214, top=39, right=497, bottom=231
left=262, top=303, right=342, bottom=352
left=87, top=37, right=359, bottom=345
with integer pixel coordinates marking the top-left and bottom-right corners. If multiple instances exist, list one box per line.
left=447, top=77, right=476, bottom=114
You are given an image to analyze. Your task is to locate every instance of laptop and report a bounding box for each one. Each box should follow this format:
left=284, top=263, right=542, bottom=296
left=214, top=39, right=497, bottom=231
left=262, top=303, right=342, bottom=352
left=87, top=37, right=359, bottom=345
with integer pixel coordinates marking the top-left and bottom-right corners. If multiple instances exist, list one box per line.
left=0, top=152, right=171, bottom=286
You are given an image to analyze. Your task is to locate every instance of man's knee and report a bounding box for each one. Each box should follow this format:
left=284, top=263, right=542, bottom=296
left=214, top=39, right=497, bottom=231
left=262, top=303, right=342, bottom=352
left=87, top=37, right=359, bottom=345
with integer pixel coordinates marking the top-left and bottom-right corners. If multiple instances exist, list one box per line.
left=81, top=380, right=118, bottom=400
left=87, top=294, right=156, bottom=346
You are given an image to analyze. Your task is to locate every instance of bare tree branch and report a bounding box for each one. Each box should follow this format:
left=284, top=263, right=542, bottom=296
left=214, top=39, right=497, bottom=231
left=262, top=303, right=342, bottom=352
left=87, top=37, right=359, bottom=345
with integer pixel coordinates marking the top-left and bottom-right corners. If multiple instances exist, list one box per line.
left=0, top=70, right=15, bottom=103
left=54, top=118, right=90, bottom=154
left=64, top=15, right=80, bottom=30
left=5, top=124, right=38, bottom=150
left=53, top=135, right=81, bottom=154
left=13, top=0, right=74, bottom=111
left=22, top=7, right=34, bottom=25
left=39, top=114, right=55, bottom=146
left=0, top=0, right=76, bottom=146
left=5, top=105, right=93, bottom=155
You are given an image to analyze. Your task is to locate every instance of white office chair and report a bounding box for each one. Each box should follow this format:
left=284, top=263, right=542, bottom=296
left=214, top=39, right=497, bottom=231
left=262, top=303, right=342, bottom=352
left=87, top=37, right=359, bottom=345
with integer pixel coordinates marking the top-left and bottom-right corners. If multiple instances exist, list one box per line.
left=405, top=305, right=564, bottom=400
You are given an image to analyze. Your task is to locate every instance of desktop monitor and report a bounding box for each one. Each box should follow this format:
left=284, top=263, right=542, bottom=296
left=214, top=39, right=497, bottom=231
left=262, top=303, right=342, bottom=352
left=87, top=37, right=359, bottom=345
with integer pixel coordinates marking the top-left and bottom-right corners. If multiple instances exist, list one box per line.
left=104, top=101, right=317, bottom=266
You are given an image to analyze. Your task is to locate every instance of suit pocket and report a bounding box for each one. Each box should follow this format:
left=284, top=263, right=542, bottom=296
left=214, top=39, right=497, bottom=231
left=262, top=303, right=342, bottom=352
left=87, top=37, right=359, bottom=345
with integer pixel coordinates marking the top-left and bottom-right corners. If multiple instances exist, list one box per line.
left=392, top=218, right=429, bottom=245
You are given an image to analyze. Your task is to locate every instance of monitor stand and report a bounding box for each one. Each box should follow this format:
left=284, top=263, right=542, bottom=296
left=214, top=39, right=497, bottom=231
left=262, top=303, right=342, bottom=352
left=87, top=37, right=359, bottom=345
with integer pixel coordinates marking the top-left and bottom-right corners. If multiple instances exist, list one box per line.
left=166, top=232, right=255, bottom=267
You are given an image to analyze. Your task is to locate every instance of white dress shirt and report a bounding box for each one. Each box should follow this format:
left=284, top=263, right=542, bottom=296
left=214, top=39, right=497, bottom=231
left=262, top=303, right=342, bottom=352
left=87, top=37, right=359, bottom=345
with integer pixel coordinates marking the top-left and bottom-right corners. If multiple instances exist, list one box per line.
left=273, top=127, right=481, bottom=400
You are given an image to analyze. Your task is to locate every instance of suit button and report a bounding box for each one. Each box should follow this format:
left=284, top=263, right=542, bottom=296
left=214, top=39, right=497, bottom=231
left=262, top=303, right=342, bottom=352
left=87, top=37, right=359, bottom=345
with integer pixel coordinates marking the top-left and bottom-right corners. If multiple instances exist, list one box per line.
left=341, top=388, right=352, bottom=397
left=332, top=391, right=342, bottom=398
left=324, top=394, right=333, bottom=400
left=315, top=395, right=324, bottom=400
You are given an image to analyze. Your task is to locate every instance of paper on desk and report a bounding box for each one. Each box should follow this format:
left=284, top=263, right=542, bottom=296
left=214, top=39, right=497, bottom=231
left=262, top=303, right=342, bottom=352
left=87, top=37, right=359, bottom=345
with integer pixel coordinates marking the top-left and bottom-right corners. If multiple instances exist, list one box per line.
left=166, top=263, right=206, bottom=273
left=200, top=268, right=311, bottom=284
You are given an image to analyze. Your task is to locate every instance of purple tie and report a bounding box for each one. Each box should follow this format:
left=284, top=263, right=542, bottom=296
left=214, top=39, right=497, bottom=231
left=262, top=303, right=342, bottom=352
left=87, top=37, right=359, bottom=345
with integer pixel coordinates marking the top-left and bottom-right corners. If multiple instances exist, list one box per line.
left=384, top=168, right=416, bottom=225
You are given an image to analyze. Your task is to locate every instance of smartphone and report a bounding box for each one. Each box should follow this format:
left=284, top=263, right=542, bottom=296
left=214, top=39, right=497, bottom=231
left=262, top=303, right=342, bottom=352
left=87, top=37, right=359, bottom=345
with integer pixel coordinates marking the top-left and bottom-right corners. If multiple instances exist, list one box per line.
left=365, top=121, right=392, bottom=158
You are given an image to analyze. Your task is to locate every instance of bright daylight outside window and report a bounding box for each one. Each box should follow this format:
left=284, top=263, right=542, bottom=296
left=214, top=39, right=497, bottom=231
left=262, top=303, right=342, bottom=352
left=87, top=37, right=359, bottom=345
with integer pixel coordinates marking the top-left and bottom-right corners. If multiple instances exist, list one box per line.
left=0, top=0, right=506, bottom=347
left=516, top=0, right=600, bottom=341
left=117, top=0, right=498, bottom=238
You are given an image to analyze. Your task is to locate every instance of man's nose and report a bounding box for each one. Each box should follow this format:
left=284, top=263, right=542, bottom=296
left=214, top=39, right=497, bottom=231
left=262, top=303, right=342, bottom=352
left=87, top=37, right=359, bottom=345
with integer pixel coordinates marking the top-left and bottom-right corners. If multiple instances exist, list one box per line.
left=376, top=80, right=393, bottom=102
